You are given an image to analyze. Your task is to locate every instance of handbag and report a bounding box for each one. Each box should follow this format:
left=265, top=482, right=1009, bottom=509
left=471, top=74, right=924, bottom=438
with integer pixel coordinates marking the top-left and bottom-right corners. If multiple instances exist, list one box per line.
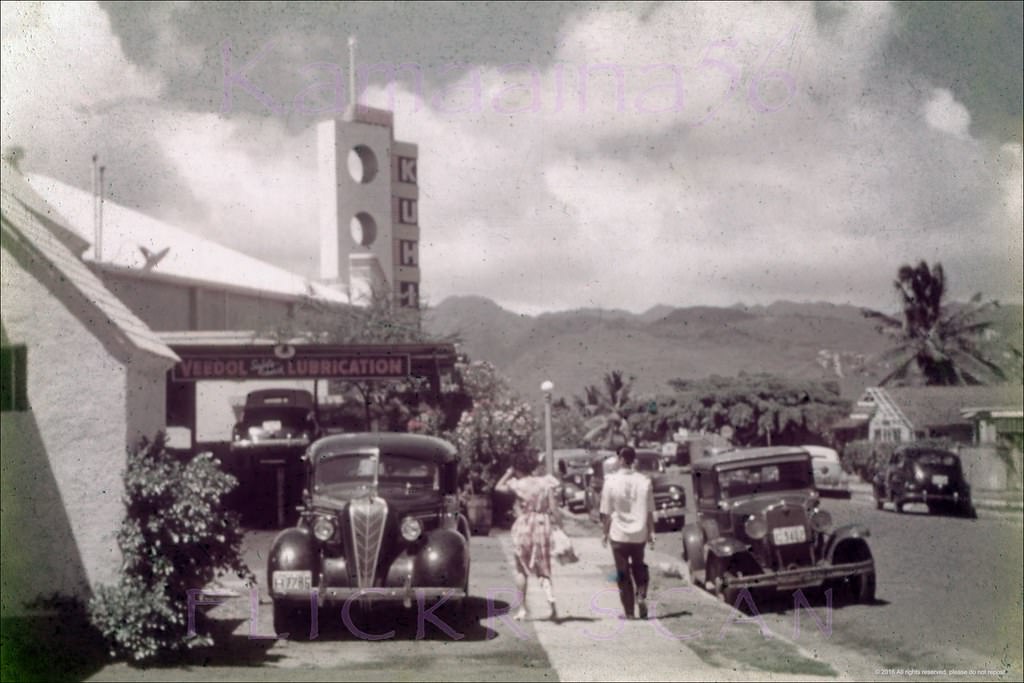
left=551, top=527, right=578, bottom=565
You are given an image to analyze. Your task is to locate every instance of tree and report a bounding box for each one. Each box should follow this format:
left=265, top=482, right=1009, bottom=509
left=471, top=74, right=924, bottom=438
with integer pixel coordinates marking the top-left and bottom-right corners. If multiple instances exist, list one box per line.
left=862, top=261, right=1007, bottom=386
left=573, top=370, right=636, bottom=448
left=667, top=374, right=850, bottom=447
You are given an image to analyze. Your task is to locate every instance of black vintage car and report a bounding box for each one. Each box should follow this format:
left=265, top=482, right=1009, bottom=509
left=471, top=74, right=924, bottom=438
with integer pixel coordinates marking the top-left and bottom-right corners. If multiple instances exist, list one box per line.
left=268, top=433, right=471, bottom=633
left=872, top=445, right=976, bottom=517
left=230, top=389, right=320, bottom=527
left=681, top=447, right=876, bottom=605
left=584, top=449, right=687, bottom=530
left=554, top=448, right=613, bottom=512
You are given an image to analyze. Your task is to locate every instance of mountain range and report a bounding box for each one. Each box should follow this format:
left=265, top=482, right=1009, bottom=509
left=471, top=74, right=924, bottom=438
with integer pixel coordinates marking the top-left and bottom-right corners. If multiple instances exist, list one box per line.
left=423, top=296, right=1024, bottom=404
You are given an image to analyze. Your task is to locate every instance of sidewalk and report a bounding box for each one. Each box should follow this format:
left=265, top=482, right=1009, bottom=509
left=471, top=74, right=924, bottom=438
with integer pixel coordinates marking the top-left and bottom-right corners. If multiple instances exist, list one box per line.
left=498, top=521, right=851, bottom=682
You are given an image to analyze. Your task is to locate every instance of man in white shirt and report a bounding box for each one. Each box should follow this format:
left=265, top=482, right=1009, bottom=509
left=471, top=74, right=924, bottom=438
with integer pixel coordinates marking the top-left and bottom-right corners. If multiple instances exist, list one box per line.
left=600, top=446, right=656, bottom=620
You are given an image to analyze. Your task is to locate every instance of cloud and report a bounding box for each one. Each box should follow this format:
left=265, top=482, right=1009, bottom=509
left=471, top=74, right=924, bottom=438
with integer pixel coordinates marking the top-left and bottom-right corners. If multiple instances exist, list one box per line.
left=924, top=88, right=971, bottom=138
left=3, top=1, right=1020, bottom=316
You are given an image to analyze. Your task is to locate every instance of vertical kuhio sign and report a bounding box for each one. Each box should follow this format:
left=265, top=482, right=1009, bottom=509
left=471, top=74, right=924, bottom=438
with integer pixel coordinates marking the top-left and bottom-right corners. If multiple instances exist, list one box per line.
left=172, top=354, right=410, bottom=381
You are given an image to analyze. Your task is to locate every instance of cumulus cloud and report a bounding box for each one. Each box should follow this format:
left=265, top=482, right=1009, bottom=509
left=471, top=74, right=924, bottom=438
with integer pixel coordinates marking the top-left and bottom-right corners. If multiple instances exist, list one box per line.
left=924, top=88, right=971, bottom=138
left=2, top=1, right=1020, bottom=314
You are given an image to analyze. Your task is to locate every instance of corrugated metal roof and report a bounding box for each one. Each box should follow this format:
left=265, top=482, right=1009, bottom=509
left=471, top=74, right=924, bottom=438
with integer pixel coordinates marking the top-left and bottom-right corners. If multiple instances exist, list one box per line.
left=882, top=385, right=1024, bottom=429
left=2, top=162, right=178, bottom=363
left=24, top=173, right=349, bottom=304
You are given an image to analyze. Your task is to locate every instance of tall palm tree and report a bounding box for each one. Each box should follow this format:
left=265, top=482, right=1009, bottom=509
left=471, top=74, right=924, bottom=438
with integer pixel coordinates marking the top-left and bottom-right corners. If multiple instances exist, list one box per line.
left=862, top=261, right=1006, bottom=386
left=574, top=370, right=635, bottom=448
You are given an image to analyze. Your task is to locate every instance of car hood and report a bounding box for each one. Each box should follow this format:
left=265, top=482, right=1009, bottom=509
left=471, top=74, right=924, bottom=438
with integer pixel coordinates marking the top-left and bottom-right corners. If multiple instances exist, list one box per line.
left=648, top=471, right=686, bottom=491
left=311, top=484, right=440, bottom=512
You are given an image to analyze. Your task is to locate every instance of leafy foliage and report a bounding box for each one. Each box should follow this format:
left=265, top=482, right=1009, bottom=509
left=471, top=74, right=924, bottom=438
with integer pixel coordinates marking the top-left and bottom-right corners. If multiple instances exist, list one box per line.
left=667, top=374, right=850, bottom=447
left=88, top=433, right=252, bottom=661
left=862, top=260, right=1007, bottom=386
left=573, top=370, right=635, bottom=448
left=445, top=360, right=538, bottom=487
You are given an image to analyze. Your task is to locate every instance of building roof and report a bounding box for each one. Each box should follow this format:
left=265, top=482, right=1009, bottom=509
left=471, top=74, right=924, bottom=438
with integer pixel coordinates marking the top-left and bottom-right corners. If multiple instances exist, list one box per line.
left=24, top=174, right=348, bottom=305
left=882, top=385, right=1024, bottom=429
left=2, top=161, right=178, bottom=363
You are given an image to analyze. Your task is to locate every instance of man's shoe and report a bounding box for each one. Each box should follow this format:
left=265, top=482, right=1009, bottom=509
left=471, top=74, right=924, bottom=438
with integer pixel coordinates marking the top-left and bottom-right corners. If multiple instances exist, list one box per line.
left=637, top=600, right=648, bottom=620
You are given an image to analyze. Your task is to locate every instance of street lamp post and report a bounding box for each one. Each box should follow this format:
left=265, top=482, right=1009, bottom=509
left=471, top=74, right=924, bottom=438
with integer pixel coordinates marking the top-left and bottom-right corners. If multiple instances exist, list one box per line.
left=541, top=380, right=554, bottom=476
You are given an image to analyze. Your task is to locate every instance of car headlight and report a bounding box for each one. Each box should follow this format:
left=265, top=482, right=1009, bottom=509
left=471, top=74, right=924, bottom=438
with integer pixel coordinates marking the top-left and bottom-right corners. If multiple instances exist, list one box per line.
left=313, top=516, right=336, bottom=542
left=669, top=485, right=682, bottom=501
left=401, top=516, right=423, bottom=542
left=573, top=475, right=583, bottom=485
left=744, top=513, right=767, bottom=540
left=810, top=509, right=832, bottom=532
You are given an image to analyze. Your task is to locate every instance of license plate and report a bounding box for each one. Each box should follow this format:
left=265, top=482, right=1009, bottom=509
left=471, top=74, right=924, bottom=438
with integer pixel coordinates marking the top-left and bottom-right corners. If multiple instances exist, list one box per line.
left=932, top=474, right=948, bottom=486
left=772, top=525, right=807, bottom=545
left=272, top=571, right=312, bottom=591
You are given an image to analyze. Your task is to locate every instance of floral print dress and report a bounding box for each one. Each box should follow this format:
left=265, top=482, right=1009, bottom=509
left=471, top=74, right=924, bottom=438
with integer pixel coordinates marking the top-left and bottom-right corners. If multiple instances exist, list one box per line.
left=508, top=475, right=557, bottom=578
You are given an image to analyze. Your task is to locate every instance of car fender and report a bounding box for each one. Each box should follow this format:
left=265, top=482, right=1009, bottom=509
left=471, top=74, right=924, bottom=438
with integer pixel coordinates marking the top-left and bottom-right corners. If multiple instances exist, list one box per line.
left=706, top=536, right=749, bottom=561
left=267, top=527, right=317, bottom=593
left=826, top=524, right=873, bottom=563
left=412, top=527, right=470, bottom=589
left=681, top=523, right=705, bottom=572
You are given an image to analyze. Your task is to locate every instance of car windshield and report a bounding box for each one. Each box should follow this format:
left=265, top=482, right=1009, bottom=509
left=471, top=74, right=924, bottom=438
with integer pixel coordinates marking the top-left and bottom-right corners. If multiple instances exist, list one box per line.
left=314, top=453, right=438, bottom=492
left=718, top=460, right=813, bottom=497
left=636, top=454, right=661, bottom=473
left=906, top=451, right=961, bottom=473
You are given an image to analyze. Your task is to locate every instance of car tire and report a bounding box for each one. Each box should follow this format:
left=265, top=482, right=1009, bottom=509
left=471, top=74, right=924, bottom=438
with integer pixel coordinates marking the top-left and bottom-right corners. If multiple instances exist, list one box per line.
left=273, top=601, right=310, bottom=637
left=854, top=571, right=876, bottom=604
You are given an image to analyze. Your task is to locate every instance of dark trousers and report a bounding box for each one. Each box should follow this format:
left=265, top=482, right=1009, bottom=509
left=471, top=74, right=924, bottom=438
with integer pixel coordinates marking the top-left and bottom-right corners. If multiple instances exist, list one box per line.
left=610, top=541, right=649, bottom=616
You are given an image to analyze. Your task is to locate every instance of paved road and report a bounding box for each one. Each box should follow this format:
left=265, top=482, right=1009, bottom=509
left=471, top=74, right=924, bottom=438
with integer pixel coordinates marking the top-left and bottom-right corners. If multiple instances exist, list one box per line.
left=650, top=475, right=1024, bottom=677
left=85, top=485, right=1022, bottom=682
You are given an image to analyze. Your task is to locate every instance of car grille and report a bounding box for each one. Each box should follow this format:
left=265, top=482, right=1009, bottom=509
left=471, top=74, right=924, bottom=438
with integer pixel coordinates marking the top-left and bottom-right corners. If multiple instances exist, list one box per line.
left=349, top=497, right=388, bottom=588
left=765, top=503, right=812, bottom=569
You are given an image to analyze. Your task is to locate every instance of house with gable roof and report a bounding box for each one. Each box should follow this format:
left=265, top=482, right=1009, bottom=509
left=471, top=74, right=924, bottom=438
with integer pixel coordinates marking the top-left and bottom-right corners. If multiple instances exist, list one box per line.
left=1, top=160, right=179, bottom=614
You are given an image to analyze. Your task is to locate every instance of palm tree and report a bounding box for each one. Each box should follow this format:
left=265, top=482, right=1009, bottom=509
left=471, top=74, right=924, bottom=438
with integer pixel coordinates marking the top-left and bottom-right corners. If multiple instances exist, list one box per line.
left=862, top=261, right=1006, bottom=386
left=573, top=370, right=635, bottom=448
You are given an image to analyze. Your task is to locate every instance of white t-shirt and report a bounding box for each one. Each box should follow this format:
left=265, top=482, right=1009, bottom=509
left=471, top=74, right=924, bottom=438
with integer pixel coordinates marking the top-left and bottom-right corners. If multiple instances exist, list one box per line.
left=599, top=469, right=655, bottom=543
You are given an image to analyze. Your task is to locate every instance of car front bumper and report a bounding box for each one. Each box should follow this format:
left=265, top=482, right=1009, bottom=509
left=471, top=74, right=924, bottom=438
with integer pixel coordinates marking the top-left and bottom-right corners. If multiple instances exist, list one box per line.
left=274, top=583, right=466, bottom=607
left=900, top=489, right=969, bottom=505
left=653, top=506, right=686, bottom=522
left=722, top=558, right=875, bottom=592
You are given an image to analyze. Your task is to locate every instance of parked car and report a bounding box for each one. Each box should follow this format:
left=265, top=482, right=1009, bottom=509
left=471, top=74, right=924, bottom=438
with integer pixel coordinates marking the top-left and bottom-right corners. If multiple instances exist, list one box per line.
left=268, top=433, right=471, bottom=633
left=229, top=389, right=322, bottom=527
left=872, top=445, right=976, bottom=517
left=802, top=445, right=850, bottom=497
left=585, top=449, right=688, bottom=531
left=554, top=448, right=613, bottom=512
left=681, top=447, right=876, bottom=605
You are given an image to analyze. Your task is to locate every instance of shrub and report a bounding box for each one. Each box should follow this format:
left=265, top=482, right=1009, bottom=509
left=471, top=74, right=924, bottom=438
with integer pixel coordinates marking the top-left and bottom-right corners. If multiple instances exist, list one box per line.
left=88, top=432, right=253, bottom=661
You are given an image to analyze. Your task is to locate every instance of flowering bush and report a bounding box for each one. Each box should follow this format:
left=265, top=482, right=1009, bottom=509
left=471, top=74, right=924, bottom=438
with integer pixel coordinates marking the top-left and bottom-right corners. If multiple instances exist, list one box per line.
left=88, top=432, right=253, bottom=661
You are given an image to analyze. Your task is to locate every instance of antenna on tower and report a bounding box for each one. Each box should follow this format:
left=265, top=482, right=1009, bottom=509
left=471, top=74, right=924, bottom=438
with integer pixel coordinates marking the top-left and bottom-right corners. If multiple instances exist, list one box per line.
left=348, top=35, right=358, bottom=115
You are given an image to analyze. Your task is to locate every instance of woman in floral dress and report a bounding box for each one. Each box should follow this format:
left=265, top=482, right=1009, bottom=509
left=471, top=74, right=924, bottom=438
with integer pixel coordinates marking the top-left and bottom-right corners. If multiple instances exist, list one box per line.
left=496, top=448, right=562, bottom=621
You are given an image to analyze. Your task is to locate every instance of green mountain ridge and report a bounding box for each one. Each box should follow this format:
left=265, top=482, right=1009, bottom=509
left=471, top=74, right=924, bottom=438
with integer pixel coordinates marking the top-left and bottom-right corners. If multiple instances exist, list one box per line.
left=424, top=296, right=1023, bottom=405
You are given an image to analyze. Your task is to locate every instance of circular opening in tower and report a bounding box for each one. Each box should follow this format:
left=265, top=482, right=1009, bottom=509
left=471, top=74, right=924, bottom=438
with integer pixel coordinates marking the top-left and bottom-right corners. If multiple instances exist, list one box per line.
left=347, top=145, right=378, bottom=184
left=350, top=212, right=378, bottom=246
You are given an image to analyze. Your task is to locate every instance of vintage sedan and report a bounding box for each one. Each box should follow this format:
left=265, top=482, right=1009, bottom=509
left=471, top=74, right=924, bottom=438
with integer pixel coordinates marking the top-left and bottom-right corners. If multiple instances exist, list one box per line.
left=585, top=449, right=688, bottom=530
left=268, top=433, right=471, bottom=632
left=872, top=445, right=976, bottom=517
left=681, top=447, right=876, bottom=605
left=802, top=445, right=850, bottom=497
left=555, top=448, right=613, bottom=512
left=229, top=389, right=321, bottom=527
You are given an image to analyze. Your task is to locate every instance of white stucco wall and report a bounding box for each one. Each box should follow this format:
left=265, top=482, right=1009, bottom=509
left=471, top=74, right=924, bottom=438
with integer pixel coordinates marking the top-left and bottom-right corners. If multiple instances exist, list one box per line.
left=1, top=247, right=166, bottom=612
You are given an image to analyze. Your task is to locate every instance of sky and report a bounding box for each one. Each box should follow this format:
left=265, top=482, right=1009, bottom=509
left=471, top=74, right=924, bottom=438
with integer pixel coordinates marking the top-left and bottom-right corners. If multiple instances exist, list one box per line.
left=2, top=1, right=1022, bottom=315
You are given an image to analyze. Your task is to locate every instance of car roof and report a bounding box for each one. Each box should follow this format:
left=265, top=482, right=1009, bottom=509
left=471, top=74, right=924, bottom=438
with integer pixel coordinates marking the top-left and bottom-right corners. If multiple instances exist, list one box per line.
left=895, top=445, right=960, bottom=459
left=555, top=448, right=613, bottom=461
left=802, top=445, right=839, bottom=458
left=244, top=388, right=314, bottom=408
left=692, top=446, right=811, bottom=471
left=310, top=432, right=458, bottom=464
